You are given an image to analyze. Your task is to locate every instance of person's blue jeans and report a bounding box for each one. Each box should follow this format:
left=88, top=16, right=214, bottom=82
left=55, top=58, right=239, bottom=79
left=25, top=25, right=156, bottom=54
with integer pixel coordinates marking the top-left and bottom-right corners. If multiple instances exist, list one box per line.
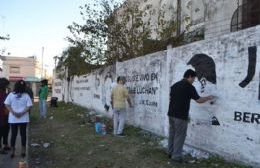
left=39, top=99, right=47, bottom=118
left=113, top=108, right=126, bottom=135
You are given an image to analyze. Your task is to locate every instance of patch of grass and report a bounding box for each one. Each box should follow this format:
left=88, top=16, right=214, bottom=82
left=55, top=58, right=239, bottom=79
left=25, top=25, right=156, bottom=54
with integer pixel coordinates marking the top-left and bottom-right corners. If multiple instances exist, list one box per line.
left=29, top=102, right=250, bottom=168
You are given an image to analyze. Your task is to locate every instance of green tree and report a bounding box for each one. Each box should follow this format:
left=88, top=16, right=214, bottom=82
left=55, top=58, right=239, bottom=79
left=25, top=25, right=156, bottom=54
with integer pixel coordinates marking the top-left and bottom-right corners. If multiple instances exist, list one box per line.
left=66, top=0, right=153, bottom=65
left=60, top=0, right=194, bottom=77
left=56, top=46, right=99, bottom=78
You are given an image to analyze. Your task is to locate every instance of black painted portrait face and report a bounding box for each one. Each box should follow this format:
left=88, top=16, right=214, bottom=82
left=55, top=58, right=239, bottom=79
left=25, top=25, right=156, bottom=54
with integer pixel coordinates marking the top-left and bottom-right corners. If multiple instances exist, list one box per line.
left=187, top=54, right=217, bottom=84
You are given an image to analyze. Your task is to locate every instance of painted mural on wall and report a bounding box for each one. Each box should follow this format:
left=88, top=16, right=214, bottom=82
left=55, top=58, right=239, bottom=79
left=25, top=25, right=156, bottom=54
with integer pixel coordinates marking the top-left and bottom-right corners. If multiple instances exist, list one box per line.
left=187, top=53, right=220, bottom=125
left=52, top=79, right=63, bottom=101
left=169, top=27, right=260, bottom=166
left=69, top=75, right=93, bottom=107
left=117, top=51, right=168, bottom=134
left=187, top=53, right=217, bottom=91
left=91, top=65, right=116, bottom=116
left=239, top=46, right=257, bottom=88
left=101, top=66, right=116, bottom=113
left=53, top=26, right=260, bottom=167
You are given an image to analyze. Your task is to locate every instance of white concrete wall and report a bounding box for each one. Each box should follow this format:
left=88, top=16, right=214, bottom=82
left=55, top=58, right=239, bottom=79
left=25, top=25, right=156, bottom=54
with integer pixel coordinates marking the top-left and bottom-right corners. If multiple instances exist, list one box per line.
left=125, top=0, right=247, bottom=39
left=52, top=25, right=260, bottom=167
left=52, top=69, right=66, bottom=101
left=52, top=79, right=64, bottom=101
left=117, top=51, right=168, bottom=135
left=169, top=26, right=260, bottom=167
left=123, top=0, right=239, bottom=39
left=89, top=65, right=117, bottom=117
left=53, top=65, right=117, bottom=117
left=204, top=0, right=237, bottom=39
left=69, top=74, right=93, bottom=108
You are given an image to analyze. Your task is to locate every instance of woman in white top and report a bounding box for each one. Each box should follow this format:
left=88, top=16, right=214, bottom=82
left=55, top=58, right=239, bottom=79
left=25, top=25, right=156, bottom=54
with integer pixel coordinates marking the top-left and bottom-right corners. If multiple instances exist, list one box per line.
left=4, top=80, right=32, bottom=158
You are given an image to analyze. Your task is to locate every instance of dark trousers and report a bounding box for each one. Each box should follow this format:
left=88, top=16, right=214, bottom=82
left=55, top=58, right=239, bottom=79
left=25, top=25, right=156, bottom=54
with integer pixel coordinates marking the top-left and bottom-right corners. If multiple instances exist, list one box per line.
left=10, top=123, right=27, bottom=147
left=168, top=117, right=188, bottom=159
left=3, top=124, right=9, bottom=145
left=0, top=126, right=4, bottom=148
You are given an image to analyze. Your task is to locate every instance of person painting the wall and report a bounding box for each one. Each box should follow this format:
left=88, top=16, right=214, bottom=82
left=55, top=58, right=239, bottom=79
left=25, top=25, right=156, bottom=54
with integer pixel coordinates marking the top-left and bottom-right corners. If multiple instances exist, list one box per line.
left=0, top=78, right=10, bottom=154
left=111, top=76, right=132, bottom=137
left=4, top=80, right=33, bottom=158
left=39, top=79, right=48, bottom=119
left=168, top=69, right=214, bottom=163
left=25, top=82, right=34, bottom=115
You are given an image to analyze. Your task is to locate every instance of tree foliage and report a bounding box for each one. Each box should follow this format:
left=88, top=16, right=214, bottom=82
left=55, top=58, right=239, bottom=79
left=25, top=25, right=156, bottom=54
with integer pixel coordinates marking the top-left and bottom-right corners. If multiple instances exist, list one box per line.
left=0, top=34, right=10, bottom=55
left=59, top=0, right=193, bottom=77
left=66, top=0, right=154, bottom=65
left=0, top=34, right=9, bottom=41
left=56, top=46, right=100, bottom=77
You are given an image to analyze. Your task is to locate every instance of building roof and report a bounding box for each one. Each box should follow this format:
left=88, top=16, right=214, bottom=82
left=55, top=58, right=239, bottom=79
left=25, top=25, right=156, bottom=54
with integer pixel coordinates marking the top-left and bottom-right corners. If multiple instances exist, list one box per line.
left=0, top=55, right=37, bottom=61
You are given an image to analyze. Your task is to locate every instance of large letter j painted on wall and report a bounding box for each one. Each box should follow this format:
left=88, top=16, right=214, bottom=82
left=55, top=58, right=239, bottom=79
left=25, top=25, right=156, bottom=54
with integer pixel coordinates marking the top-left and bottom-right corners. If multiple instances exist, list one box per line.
left=239, top=46, right=257, bottom=88
left=238, top=46, right=259, bottom=100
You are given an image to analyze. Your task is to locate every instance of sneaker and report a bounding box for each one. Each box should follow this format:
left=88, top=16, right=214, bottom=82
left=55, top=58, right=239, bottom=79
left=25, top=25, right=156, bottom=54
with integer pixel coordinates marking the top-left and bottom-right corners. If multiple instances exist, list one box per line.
left=117, top=133, right=126, bottom=137
left=21, top=153, right=26, bottom=157
left=3, top=146, right=11, bottom=151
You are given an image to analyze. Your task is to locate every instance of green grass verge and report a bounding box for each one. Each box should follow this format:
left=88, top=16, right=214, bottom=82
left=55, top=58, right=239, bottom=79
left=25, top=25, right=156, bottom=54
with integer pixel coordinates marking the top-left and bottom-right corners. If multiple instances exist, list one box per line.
left=28, top=102, right=250, bottom=168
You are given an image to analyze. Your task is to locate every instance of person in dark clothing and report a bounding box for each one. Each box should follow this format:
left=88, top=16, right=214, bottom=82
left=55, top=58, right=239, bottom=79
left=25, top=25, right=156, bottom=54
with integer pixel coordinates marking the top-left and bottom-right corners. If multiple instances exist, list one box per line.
left=25, top=82, right=34, bottom=115
left=0, top=78, right=10, bottom=154
left=25, top=82, right=34, bottom=101
left=168, top=69, right=214, bottom=163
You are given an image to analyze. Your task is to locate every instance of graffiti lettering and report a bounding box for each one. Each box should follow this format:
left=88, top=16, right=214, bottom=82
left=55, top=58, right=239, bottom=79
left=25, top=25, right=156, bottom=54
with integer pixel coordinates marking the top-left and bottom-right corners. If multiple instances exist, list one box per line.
left=239, top=46, right=257, bottom=88
left=259, top=79, right=260, bottom=100
left=127, top=75, right=139, bottom=82
left=81, top=87, right=90, bottom=90
left=73, top=87, right=90, bottom=91
left=94, top=94, right=100, bottom=99
left=140, top=74, right=150, bottom=81
left=126, top=73, right=159, bottom=83
left=76, top=79, right=88, bottom=84
left=55, top=82, right=62, bottom=86
left=234, top=111, right=260, bottom=124
left=211, top=116, right=220, bottom=126
left=55, top=89, right=61, bottom=93
left=200, top=77, right=206, bottom=93
left=127, top=86, right=158, bottom=95
left=139, top=100, right=158, bottom=107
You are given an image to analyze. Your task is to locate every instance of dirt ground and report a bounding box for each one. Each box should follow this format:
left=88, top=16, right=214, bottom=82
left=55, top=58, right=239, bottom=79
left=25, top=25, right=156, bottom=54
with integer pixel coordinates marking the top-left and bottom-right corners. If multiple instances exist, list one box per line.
left=28, top=102, right=250, bottom=168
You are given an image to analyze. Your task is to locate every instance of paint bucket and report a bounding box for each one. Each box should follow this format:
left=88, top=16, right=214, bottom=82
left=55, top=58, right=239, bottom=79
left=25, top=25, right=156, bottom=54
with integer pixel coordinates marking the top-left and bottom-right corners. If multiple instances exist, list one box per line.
left=18, top=161, right=27, bottom=168
left=95, top=122, right=102, bottom=134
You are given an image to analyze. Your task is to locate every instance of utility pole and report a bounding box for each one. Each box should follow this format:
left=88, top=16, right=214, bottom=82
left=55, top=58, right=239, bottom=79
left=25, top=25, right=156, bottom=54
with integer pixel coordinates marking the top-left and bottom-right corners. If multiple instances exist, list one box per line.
left=176, top=0, right=181, bottom=36
left=53, top=55, right=59, bottom=68
left=41, top=47, right=44, bottom=79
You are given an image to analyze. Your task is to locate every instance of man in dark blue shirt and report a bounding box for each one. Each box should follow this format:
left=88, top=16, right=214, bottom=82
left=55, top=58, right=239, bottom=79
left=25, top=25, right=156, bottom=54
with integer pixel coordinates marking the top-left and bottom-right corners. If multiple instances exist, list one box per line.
left=168, top=69, right=214, bottom=163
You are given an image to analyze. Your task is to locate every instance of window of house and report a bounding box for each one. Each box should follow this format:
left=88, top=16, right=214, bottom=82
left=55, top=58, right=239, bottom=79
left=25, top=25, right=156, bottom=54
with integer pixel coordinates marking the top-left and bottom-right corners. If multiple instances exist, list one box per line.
left=231, top=0, right=260, bottom=32
left=10, top=66, right=20, bottom=74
